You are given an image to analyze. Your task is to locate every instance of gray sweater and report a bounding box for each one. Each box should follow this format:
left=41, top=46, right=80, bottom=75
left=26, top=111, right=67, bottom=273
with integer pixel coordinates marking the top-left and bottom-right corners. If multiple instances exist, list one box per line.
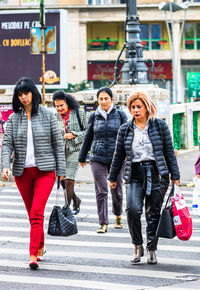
left=1, top=106, right=66, bottom=177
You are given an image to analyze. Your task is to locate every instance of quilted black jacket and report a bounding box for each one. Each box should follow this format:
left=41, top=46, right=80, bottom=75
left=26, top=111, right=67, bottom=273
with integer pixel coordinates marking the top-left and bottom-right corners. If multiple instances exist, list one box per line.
left=78, top=106, right=127, bottom=164
left=108, top=118, right=180, bottom=183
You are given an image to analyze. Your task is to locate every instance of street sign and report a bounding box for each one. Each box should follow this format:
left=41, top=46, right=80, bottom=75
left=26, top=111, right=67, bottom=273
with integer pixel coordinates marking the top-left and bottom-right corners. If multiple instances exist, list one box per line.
left=0, top=11, right=60, bottom=86
left=30, top=26, right=56, bottom=54
left=187, top=72, right=200, bottom=102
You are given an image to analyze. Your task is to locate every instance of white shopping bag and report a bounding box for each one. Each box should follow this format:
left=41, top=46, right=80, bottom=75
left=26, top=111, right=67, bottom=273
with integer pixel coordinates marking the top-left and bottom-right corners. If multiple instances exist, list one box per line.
left=192, top=177, right=200, bottom=215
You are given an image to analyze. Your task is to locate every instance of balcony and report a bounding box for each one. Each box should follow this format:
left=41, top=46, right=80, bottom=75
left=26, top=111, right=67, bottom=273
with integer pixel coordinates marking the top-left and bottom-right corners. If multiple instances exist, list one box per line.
left=87, top=39, right=120, bottom=50
left=87, top=38, right=168, bottom=51
left=183, top=38, right=200, bottom=50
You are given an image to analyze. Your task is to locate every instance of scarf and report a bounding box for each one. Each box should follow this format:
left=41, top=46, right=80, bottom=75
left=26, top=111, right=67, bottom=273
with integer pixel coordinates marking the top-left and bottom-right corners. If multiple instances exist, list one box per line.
left=97, top=103, right=114, bottom=120
left=61, top=108, right=71, bottom=133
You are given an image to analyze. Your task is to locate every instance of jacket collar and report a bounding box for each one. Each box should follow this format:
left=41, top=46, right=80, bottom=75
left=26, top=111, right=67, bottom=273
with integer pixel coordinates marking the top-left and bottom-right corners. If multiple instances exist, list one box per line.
left=95, top=105, right=116, bottom=117
left=127, top=117, right=154, bottom=130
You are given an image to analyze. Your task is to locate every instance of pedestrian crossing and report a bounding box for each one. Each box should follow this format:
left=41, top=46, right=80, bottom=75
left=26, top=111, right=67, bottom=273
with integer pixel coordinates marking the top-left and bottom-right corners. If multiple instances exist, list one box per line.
left=0, top=184, right=200, bottom=289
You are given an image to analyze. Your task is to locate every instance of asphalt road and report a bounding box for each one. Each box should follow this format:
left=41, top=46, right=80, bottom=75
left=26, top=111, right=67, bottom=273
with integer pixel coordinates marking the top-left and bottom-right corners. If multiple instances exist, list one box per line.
left=0, top=182, right=199, bottom=289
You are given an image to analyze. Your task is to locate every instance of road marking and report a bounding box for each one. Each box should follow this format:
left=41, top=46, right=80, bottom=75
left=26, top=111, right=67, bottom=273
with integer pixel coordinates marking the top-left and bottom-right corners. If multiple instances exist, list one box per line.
left=1, top=224, right=200, bottom=243
left=0, top=247, right=200, bottom=262
left=0, top=274, right=141, bottom=290
left=0, top=200, right=123, bottom=208
left=0, top=234, right=200, bottom=249
left=0, top=194, right=193, bottom=203
left=0, top=259, right=197, bottom=281
left=0, top=208, right=199, bottom=225
left=0, top=186, right=199, bottom=289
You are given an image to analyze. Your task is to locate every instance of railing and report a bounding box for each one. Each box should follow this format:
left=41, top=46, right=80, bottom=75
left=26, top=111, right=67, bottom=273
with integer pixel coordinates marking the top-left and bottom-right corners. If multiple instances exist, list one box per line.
left=87, top=39, right=121, bottom=50
left=87, top=38, right=168, bottom=51
left=141, top=39, right=168, bottom=50
left=183, top=38, right=200, bottom=49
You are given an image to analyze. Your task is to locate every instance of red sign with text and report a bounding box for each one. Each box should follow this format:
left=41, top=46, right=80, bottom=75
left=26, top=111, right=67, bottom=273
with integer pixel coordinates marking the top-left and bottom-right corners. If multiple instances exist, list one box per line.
left=88, top=61, right=172, bottom=81
left=149, top=62, right=172, bottom=80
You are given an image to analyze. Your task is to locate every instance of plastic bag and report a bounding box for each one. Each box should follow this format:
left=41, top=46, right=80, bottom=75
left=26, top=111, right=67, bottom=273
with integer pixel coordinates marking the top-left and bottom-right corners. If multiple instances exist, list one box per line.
left=192, top=177, right=200, bottom=216
left=170, top=185, right=192, bottom=241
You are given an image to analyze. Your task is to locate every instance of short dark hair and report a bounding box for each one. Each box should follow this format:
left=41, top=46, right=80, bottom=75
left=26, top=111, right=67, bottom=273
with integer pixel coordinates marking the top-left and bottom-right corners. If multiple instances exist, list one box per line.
left=12, top=77, right=42, bottom=114
left=96, top=87, right=113, bottom=99
left=52, top=90, right=79, bottom=110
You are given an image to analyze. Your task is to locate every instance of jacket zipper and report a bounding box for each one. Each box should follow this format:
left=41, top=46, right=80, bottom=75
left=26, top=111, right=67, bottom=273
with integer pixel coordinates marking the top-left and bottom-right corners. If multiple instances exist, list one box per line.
left=147, top=125, right=161, bottom=177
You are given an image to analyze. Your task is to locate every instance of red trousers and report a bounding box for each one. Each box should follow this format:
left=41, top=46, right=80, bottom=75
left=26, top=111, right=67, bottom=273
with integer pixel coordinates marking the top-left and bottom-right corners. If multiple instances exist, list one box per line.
left=15, top=167, right=55, bottom=256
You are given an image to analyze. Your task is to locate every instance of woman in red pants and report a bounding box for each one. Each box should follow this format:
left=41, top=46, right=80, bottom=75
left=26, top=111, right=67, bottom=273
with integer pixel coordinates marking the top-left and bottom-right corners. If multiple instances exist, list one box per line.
left=1, top=77, right=66, bottom=270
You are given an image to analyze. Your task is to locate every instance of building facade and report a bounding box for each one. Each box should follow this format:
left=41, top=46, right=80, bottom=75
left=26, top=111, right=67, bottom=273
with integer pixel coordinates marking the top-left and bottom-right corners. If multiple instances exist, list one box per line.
left=1, top=0, right=200, bottom=149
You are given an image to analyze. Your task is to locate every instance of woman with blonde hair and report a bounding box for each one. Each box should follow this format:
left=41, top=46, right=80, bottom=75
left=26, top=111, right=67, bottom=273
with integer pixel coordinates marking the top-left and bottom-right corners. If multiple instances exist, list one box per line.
left=108, top=91, right=180, bottom=265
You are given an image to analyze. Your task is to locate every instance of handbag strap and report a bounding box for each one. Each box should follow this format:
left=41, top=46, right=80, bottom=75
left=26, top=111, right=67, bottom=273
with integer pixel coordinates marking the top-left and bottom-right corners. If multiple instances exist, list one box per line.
left=76, top=109, right=84, bottom=131
left=56, top=178, right=69, bottom=206
left=56, top=177, right=60, bottom=206
left=164, top=184, right=174, bottom=208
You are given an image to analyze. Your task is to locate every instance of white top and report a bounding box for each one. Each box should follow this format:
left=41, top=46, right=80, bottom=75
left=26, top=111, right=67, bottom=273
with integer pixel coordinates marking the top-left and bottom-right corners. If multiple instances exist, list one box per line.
left=24, top=119, right=36, bottom=168
left=132, top=121, right=155, bottom=163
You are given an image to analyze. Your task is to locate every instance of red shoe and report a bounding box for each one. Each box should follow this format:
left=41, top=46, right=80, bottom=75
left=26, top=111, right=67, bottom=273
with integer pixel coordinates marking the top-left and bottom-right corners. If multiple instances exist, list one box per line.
left=29, top=261, right=39, bottom=270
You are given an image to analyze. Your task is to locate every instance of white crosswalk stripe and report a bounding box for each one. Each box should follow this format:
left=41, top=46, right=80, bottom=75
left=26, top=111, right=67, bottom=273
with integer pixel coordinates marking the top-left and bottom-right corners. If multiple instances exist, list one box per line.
left=0, top=184, right=199, bottom=289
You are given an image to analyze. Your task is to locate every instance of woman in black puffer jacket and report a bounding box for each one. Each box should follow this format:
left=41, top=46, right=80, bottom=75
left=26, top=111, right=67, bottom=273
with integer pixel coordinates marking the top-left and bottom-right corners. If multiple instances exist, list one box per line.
left=108, top=91, right=180, bottom=265
left=79, top=87, right=127, bottom=233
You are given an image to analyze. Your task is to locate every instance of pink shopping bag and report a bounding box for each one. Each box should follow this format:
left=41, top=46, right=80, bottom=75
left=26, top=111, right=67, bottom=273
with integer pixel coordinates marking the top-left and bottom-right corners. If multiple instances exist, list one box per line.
left=170, top=185, right=192, bottom=241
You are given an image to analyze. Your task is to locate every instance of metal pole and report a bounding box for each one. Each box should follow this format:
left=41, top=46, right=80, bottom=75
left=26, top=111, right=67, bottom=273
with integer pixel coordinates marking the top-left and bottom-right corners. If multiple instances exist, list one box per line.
left=176, top=8, right=187, bottom=103
left=41, top=26, right=46, bottom=105
left=40, top=0, right=46, bottom=105
left=121, top=0, right=149, bottom=84
left=169, top=2, right=177, bottom=104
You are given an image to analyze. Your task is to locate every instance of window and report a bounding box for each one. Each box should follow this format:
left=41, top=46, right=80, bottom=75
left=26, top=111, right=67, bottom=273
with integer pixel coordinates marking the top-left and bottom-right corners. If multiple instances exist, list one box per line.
left=151, top=24, right=161, bottom=50
left=140, top=24, right=161, bottom=50
left=184, top=23, right=200, bottom=50
left=140, top=24, right=149, bottom=50
left=183, top=0, right=200, bottom=2
left=0, top=0, right=8, bottom=4
left=87, top=0, right=111, bottom=4
left=22, top=0, right=40, bottom=5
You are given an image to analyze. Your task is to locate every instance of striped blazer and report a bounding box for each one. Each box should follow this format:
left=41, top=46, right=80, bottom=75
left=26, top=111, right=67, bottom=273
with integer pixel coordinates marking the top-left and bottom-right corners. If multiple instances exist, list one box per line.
left=1, top=106, right=66, bottom=177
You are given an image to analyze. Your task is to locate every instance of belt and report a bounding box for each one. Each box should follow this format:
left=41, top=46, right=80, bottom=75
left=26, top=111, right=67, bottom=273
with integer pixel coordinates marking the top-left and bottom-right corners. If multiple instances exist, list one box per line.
left=132, top=161, right=156, bottom=196
left=132, top=160, right=156, bottom=166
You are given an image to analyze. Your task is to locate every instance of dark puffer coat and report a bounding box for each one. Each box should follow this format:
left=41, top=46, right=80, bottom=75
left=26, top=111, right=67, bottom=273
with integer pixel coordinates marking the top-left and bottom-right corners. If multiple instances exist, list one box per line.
left=78, top=106, right=127, bottom=164
left=108, top=118, right=180, bottom=183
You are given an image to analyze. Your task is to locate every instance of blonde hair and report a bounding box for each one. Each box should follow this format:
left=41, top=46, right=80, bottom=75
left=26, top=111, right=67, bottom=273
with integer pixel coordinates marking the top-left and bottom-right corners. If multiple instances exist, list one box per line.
left=127, top=91, right=157, bottom=120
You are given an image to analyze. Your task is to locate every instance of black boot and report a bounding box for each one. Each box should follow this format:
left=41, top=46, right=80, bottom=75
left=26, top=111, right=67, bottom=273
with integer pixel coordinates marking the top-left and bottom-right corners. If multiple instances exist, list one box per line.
left=131, top=245, right=144, bottom=263
left=73, top=197, right=81, bottom=215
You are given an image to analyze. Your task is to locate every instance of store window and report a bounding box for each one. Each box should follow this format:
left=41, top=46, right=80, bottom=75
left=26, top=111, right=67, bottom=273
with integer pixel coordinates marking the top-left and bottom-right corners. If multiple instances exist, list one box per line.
left=184, top=23, right=200, bottom=49
left=140, top=24, right=161, bottom=50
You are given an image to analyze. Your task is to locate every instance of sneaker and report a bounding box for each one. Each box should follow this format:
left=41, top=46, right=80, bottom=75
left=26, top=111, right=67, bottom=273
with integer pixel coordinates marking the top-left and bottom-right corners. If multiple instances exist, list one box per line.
left=114, top=216, right=123, bottom=229
left=97, top=224, right=107, bottom=233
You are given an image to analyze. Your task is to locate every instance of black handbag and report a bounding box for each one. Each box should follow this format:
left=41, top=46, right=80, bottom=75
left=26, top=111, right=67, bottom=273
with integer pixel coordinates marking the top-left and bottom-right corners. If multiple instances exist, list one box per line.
left=156, top=185, right=176, bottom=239
left=48, top=179, right=78, bottom=237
